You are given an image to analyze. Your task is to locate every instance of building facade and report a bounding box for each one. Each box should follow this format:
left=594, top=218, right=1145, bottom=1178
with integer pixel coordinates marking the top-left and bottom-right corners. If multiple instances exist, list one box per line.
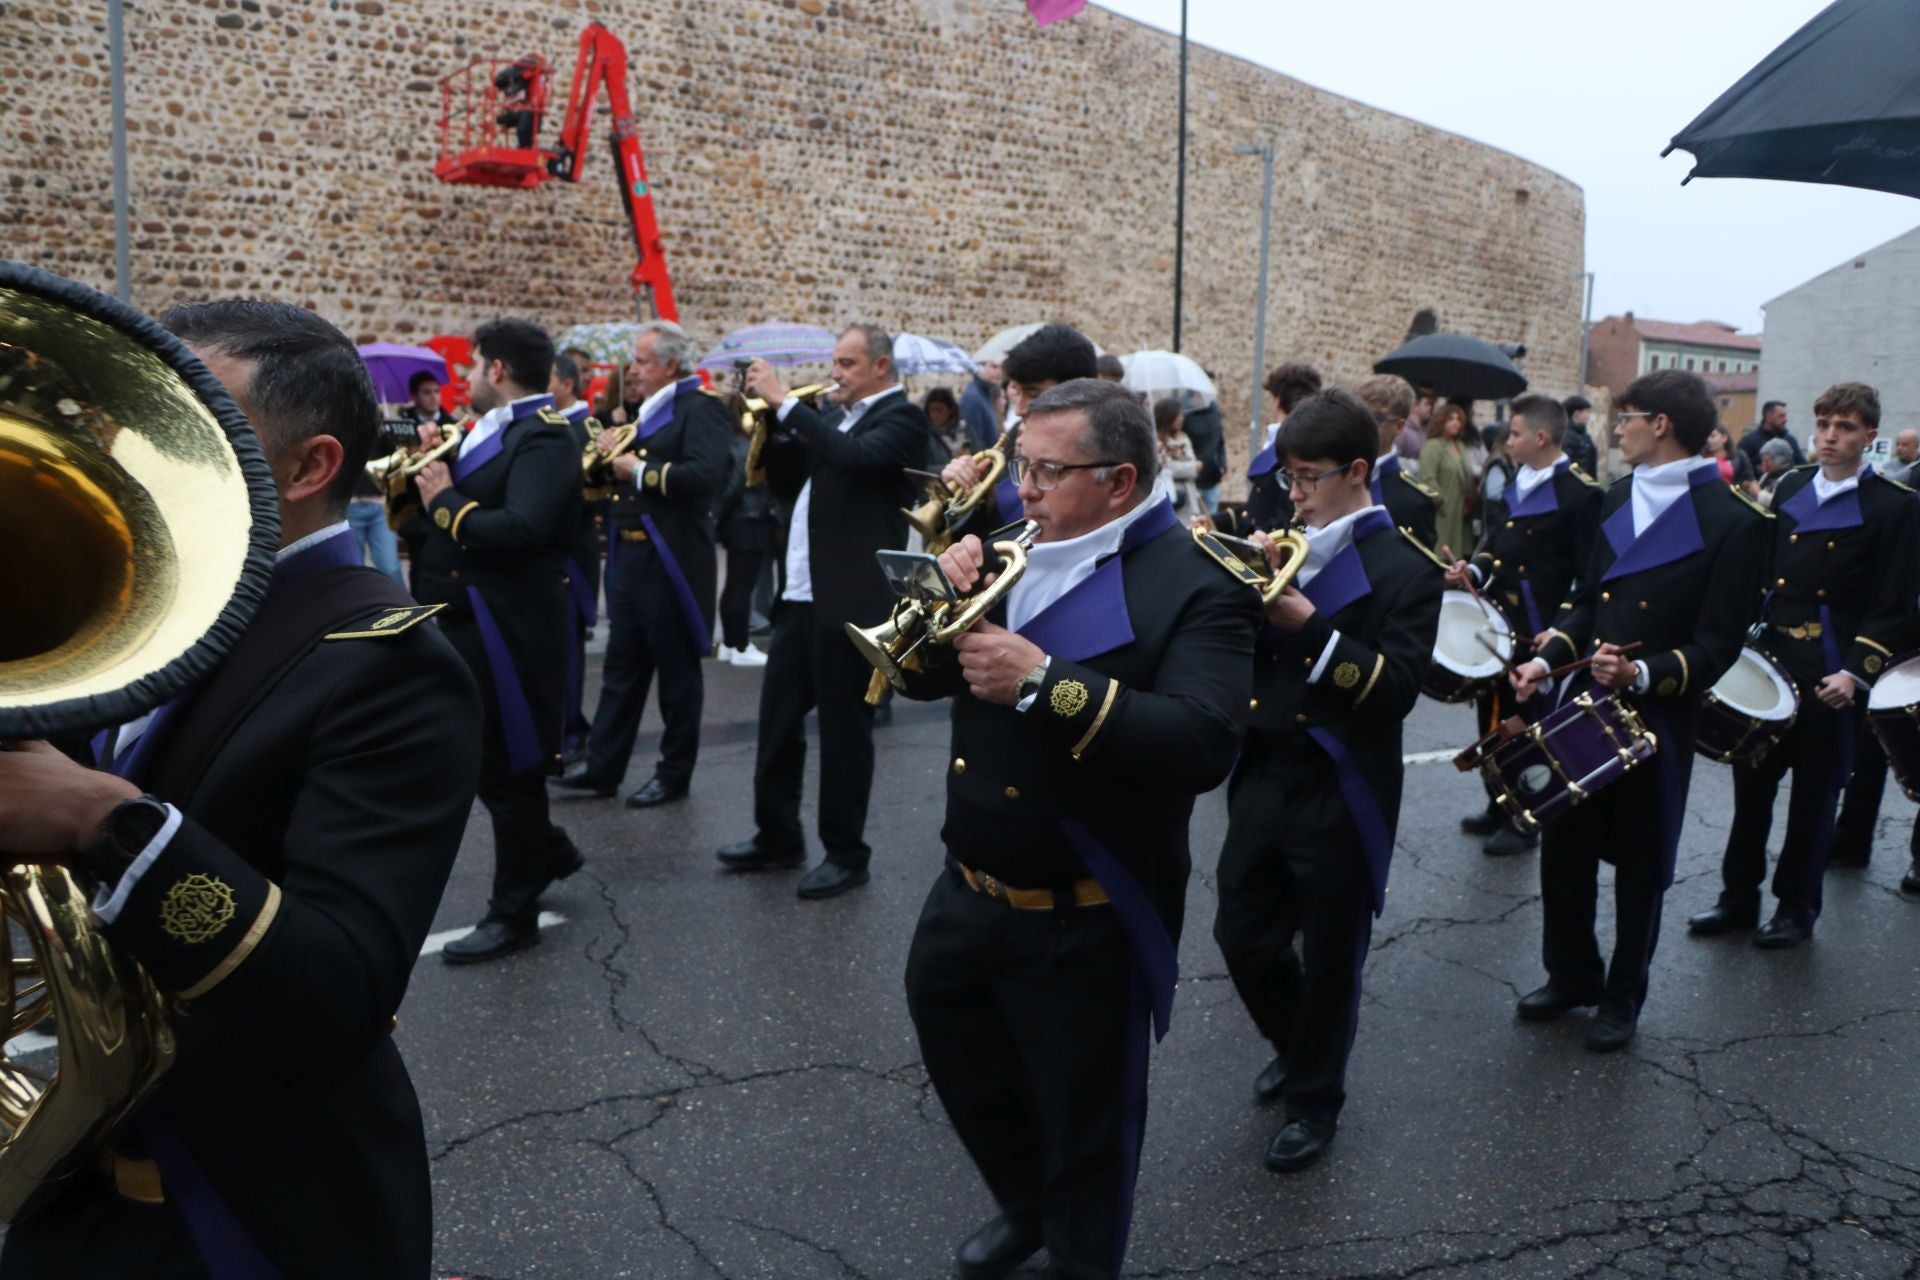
left=1586, top=313, right=1762, bottom=412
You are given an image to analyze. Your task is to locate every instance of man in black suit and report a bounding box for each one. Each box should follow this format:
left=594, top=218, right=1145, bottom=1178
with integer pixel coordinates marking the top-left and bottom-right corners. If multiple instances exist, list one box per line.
left=941, top=324, right=1100, bottom=536
left=901, top=379, right=1258, bottom=1280
left=722, top=325, right=929, bottom=898
left=1511, top=370, right=1769, bottom=1051
left=1449, top=395, right=1603, bottom=855
left=411, top=317, right=586, bottom=962
left=0, top=300, right=481, bottom=1278
left=1560, top=394, right=1599, bottom=478
left=1689, top=382, right=1919, bottom=948
left=550, top=352, right=602, bottom=766
left=1739, top=399, right=1807, bottom=470
left=554, top=322, right=730, bottom=808
left=1213, top=390, right=1443, bottom=1174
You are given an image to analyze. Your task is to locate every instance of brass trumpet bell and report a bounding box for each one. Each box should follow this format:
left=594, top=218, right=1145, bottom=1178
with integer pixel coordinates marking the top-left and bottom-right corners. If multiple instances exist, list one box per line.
left=903, top=479, right=954, bottom=544
left=741, top=383, right=830, bottom=489
left=581, top=422, right=635, bottom=499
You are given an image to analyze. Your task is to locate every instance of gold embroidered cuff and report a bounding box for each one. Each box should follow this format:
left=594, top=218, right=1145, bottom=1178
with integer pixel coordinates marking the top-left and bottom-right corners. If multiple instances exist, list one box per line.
left=449, top=500, right=481, bottom=543
left=1069, top=679, right=1119, bottom=760
left=179, top=881, right=282, bottom=1001
left=1674, top=649, right=1690, bottom=695
left=1859, top=635, right=1893, bottom=656
left=1353, top=653, right=1386, bottom=707
left=658, top=462, right=671, bottom=497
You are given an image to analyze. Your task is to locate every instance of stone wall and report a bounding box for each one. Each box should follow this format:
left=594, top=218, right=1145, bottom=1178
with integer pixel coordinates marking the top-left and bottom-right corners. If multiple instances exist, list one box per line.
left=3, top=0, right=1585, bottom=484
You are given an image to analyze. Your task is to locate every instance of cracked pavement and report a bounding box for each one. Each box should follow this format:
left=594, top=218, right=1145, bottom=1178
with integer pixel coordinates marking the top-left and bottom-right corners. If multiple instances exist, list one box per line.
left=409, top=657, right=1920, bottom=1278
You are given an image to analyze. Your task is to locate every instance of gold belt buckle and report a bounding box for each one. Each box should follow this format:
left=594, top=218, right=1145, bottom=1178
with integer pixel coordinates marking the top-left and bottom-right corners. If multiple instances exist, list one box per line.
left=978, top=871, right=1005, bottom=901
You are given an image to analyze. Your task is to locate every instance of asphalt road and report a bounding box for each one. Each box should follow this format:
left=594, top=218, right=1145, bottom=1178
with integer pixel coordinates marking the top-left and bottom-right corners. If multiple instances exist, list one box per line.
left=404, top=639, right=1920, bottom=1280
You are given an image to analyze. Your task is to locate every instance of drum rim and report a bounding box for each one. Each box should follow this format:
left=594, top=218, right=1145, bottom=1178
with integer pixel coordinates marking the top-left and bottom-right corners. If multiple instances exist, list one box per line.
left=1867, top=650, right=1920, bottom=711
left=1708, top=646, right=1797, bottom=721
left=1433, top=590, right=1511, bottom=679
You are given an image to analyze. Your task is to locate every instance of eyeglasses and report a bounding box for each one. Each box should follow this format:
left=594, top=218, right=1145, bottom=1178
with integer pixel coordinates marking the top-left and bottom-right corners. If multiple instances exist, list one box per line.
left=1617, top=411, right=1652, bottom=423
left=1012, top=454, right=1122, bottom=491
left=1277, top=461, right=1355, bottom=491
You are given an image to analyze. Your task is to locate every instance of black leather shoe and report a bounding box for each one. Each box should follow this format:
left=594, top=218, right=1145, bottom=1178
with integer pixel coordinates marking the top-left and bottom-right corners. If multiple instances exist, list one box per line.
left=551, top=764, right=616, bottom=798
left=1687, top=903, right=1759, bottom=936
left=953, top=1213, right=1041, bottom=1280
left=1264, top=1118, right=1334, bottom=1172
left=797, top=861, right=870, bottom=899
left=547, top=831, right=585, bottom=881
left=1752, top=912, right=1811, bottom=949
left=1460, top=804, right=1504, bottom=836
left=1584, top=1002, right=1637, bottom=1053
left=443, top=917, right=539, bottom=965
left=715, top=837, right=805, bottom=871
left=1902, top=861, right=1920, bottom=895
left=1252, top=1055, right=1287, bottom=1104
left=1483, top=823, right=1539, bottom=857
left=1516, top=983, right=1599, bottom=1022
left=625, top=776, right=688, bottom=809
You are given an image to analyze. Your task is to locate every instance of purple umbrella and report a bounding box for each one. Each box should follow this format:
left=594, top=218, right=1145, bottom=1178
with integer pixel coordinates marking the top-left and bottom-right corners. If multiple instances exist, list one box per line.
left=357, top=343, right=451, bottom=404
left=696, top=322, right=837, bottom=371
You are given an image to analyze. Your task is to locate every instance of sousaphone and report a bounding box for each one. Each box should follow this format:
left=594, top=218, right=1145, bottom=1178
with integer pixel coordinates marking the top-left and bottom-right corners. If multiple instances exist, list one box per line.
left=0, top=261, right=279, bottom=1218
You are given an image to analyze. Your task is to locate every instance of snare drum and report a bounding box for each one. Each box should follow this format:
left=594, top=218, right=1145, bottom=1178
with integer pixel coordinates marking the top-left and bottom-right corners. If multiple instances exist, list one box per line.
left=1423, top=590, right=1513, bottom=703
left=1867, top=652, right=1920, bottom=802
left=1697, top=646, right=1798, bottom=765
left=1456, top=691, right=1660, bottom=833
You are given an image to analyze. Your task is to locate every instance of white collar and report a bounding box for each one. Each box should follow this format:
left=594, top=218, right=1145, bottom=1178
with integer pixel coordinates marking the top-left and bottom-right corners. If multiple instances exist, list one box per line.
left=559, top=399, right=589, bottom=422
left=458, top=392, right=550, bottom=459
left=278, top=519, right=352, bottom=561
left=843, top=384, right=902, bottom=420
left=1629, top=455, right=1717, bottom=536
left=1813, top=463, right=1867, bottom=503
left=638, top=380, right=678, bottom=425
left=1297, top=501, right=1376, bottom=584
left=1374, top=450, right=1396, bottom=471
left=1265, top=421, right=1284, bottom=450
left=1514, top=455, right=1564, bottom=499
left=1008, top=497, right=1160, bottom=631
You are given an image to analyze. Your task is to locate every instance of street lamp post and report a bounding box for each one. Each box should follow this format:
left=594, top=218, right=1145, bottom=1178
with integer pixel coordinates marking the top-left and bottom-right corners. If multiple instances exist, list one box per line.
left=1234, top=142, right=1275, bottom=460
left=1172, top=0, right=1189, bottom=352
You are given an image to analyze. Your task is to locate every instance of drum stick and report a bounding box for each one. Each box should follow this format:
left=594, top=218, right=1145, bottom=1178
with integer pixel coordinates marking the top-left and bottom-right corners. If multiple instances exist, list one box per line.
left=1541, top=641, right=1644, bottom=682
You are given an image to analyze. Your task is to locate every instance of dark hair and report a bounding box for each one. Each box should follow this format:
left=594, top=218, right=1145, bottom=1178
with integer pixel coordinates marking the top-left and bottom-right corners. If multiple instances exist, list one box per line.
left=1003, top=324, right=1098, bottom=387
left=1619, top=369, right=1718, bottom=453
left=1814, top=381, right=1880, bottom=431
left=1428, top=402, right=1469, bottom=441
left=552, top=352, right=581, bottom=395
left=1026, top=378, right=1157, bottom=485
left=160, top=299, right=380, bottom=515
left=1095, top=352, right=1126, bottom=381
left=922, top=386, right=958, bottom=418
left=1762, top=399, right=1786, bottom=417
left=407, top=368, right=441, bottom=396
left=1152, top=396, right=1184, bottom=434
left=1508, top=393, right=1568, bottom=444
left=1562, top=394, right=1591, bottom=414
left=472, top=316, right=555, bottom=394
left=1279, top=389, right=1376, bottom=469
left=1263, top=362, right=1323, bottom=413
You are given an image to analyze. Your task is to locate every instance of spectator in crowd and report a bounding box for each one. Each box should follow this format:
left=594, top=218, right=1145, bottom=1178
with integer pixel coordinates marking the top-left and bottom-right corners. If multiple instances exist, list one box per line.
left=1739, top=400, right=1806, bottom=470
left=1477, top=417, right=1517, bottom=534
left=959, top=358, right=1003, bottom=453
left=1096, top=352, right=1127, bottom=382
left=1757, top=436, right=1796, bottom=504
left=1561, top=394, right=1599, bottom=477
left=1881, top=427, right=1919, bottom=485
left=714, top=413, right=776, bottom=668
left=1180, top=389, right=1227, bottom=514
left=1397, top=385, right=1437, bottom=468
left=1705, top=424, right=1756, bottom=491
left=922, top=386, right=967, bottom=463
left=1418, top=402, right=1474, bottom=558
left=1153, top=395, right=1203, bottom=520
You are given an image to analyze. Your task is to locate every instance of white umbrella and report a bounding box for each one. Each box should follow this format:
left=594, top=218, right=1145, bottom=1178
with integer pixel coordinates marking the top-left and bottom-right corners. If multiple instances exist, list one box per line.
left=971, top=322, right=1106, bottom=365
left=1122, top=350, right=1217, bottom=404
left=892, top=333, right=979, bottom=376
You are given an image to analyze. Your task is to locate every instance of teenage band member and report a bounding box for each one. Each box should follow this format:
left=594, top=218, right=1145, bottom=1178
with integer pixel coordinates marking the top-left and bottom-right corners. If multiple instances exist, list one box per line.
left=1232, top=362, right=1321, bottom=535
left=901, top=379, right=1259, bottom=1279
left=411, top=318, right=586, bottom=963
left=550, top=352, right=602, bottom=766
left=719, top=326, right=928, bottom=898
left=1449, top=395, right=1602, bottom=856
left=556, top=322, right=729, bottom=808
left=1213, top=390, right=1443, bottom=1173
left=1510, top=370, right=1768, bottom=1051
left=1689, top=382, right=1919, bottom=947
left=0, top=300, right=481, bottom=1277
left=941, top=323, right=1099, bottom=537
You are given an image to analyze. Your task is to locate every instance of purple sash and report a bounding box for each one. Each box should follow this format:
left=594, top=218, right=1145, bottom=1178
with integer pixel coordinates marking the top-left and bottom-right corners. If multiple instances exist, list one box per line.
left=465, top=586, right=545, bottom=773
left=135, top=1113, right=281, bottom=1280
left=1059, top=820, right=1178, bottom=1041
left=638, top=514, right=713, bottom=656
left=1306, top=727, right=1395, bottom=915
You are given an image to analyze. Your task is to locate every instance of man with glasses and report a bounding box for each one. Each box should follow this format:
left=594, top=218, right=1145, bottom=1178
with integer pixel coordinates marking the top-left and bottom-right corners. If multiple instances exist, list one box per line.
left=899, top=379, right=1258, bottom=1279
left=1212, top=389, right=1443, bottom=1174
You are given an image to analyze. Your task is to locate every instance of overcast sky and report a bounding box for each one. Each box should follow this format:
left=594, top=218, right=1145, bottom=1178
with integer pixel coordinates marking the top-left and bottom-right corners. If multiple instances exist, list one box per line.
left=1095, top=0, right=1917, bottom=335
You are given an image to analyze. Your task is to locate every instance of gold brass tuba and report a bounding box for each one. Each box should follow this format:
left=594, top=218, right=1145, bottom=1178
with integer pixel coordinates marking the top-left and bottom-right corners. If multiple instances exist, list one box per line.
left=741, top=383, right=831, bottom=489
left=845, top=521, right=1040, bottom=704
left=1190, top=525, right=1310, bottom=604
left=366, top=418, right=467, bottom=529
left=0, top=260, right=279, bottom=1219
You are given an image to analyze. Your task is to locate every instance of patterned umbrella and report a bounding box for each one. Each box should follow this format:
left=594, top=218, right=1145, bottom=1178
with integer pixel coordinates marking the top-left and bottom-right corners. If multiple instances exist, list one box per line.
left=972, top=322, right=1106, bottom=365
left=697, top=322, right=838, bottom=371
left=356, top=343, right=450, bottom=404
left=554, top=322, right=648, bottom=367
left=892, top=333, right=979, bottom=376
left=1121, top=350, right=1218, bottom=404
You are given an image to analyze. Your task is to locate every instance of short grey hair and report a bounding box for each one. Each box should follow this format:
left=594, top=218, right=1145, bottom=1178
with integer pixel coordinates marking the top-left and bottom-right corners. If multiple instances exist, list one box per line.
left=842, top=323, right=894, bottom=366
left=636, top=319, right=699, bottom=375
left=1026, top=378, right=1158, bottom=485
left=1759, top=437, right=1794, bottom=467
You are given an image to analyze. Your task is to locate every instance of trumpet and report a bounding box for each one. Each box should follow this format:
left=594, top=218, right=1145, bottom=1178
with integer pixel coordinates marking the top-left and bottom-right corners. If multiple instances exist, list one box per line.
left=845, top=521, right=1040, bottom=704
left=903, top=434, right=1013, bottom=556
left=741, top=383, right=832, bottom=488
left=1190, top=524, right=1310, bottom=604
left=581, top=421, right=633, bottom=500
left=366, top=418, right=467, bottom=529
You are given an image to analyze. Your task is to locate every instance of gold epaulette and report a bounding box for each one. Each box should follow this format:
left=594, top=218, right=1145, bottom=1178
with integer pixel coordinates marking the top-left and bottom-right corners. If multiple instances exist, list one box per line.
left=324, top=602, right=447, bottom=641
left=1728, top=484, right=1775, bottom=519
left=1568, top=463, right=1603, bottom=488
left=537, top=407, right=571, bottom=426
left=1398, top=526, right=1449, bottom=571
left=1400, top=472, right=1439, bottom=500
left=1877, top=471, right=1914, bottom=493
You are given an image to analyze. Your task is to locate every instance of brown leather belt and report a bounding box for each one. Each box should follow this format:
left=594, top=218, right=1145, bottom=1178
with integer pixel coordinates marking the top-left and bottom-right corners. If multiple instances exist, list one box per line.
left=617, top=527, right=649, bottom=543
left=958, top=863, right=1109, bottom=910
left=1774, top=620, right=1822, bottom=640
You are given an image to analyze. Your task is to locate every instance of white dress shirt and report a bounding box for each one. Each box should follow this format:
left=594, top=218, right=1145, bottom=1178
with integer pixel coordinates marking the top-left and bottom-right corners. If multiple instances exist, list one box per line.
left=781, top=385, right=902, bottom=604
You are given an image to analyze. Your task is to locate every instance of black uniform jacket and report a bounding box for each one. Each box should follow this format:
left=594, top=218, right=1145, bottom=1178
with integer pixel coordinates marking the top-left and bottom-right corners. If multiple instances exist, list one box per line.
left=603, top=379, right=734, bottom=642
left=762, top=387, right=928, bottom=626
left=1233, top=444, right=1438, bottom=550
left=85, top=558, right=482, bottom=1277
left=1759, top=465, right=1920, bottom=687
left=560, top=401, right=603, bottom=616
left=899, top=499, right=1260, bottom=949
left=1246, top=506, right=1443, bottom=913
left=1467, top=458, right=1604, bottom=636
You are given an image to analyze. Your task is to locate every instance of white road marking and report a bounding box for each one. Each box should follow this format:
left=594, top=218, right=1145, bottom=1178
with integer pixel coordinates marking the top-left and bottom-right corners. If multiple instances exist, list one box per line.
left=1403, top=748, right=1461, bottom=765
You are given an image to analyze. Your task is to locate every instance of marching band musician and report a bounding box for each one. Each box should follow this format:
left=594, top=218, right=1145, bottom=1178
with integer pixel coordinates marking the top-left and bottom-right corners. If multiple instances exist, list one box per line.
left=1229, top=361, right=1321, bottom=536
left=719, top=325, right=928, bottom=898
left=1509, top=370, right=1768, bottom=1051
left=1447, top=394, right=1602, bottom=857
left=1689, top=382, right=1919, bottom=948
left=1212, top=390, right=1442, bottom=1174
left=0, top=301, right=482, bottom=1277
left=550, top=352, right=603, bottom=767
left=898, top=379, right=1258, bottom=1280
left=554, top=322, right=730, bottom=809
left=410, top=317, right=587, bottom=964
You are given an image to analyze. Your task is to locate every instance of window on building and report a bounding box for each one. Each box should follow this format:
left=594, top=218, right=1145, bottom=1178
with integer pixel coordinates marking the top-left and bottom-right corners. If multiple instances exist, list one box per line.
left=1718, top=360, right=1728, bottom=372
left=1648, top=354, right=1660, bottom=369
left=1685, top=357, right=1695, bottom=371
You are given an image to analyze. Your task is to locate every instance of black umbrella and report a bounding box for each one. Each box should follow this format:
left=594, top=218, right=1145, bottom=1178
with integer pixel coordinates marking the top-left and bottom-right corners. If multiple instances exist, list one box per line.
left=1372, top=333, right=1526, bottom=402
left=1665, top=0, right=1920, bottom=199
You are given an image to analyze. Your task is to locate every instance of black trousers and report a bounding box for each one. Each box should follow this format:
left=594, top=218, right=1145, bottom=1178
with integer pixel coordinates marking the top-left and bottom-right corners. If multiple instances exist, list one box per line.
left=1, top=1175, right=207, bottom=1278
left=446, top=623, right=569, bottom=926
left=752, top=601, right=876, bottom=868
left=719, top=548, right=767, bottom=651
left=1212, top=739, right=1374, bottom=1125
left=1719, top=668, right=1850, bottom=926
left=905, top=868, right=1149, bottom=1280
left=584, top=539, right=705, bottom=788
left=1833, top=705, right=1920, bottom=862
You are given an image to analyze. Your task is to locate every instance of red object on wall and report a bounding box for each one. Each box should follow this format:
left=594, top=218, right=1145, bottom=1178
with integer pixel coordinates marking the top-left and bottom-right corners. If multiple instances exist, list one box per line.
left=422, top=334, right=472, bottom=413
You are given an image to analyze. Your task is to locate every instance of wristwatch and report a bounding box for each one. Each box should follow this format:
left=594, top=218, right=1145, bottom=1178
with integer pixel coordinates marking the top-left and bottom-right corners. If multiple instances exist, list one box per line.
left=1015, top=657, right=1052, bottom=705
left=76, top=794, right=169, bottom=887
